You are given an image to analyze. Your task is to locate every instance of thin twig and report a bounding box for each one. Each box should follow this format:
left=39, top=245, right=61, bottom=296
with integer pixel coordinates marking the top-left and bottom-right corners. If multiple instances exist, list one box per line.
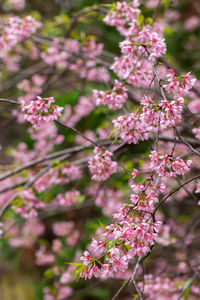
left=176, top=269, right=199, bottom=300
left=0, top=139, right=117, bottom=182
left=111, top=258, right=140, bottom=300
left=0, top=98, right=20, bottom=105
left=153, top=174, right=200, bottom=218
left=55, top=120, right=98, bottom=146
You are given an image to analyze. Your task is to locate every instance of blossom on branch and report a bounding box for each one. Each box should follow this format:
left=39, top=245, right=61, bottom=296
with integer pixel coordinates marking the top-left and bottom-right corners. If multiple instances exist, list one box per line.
left=21, top=96, right=63, bottom=128
left=94, top=80, right=128, bottom=110
left=163, top=69, right=196, bottom=97
left=150, top=151, right=192, bottom=177
left=88, top=147, right=117, bottom=181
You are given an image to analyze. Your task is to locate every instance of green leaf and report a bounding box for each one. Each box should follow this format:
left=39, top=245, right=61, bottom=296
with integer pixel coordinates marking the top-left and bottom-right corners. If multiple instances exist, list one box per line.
left=124, top=161, right=133, bottom=170
left=134, top=175, right=145, bottom=184
left=108, top=128, right=116, bottom=140
left=12, top=197, right=23, bottom=207
left=72, top=264, right=86, bottom=281
left=112, top=133, right=119, bottom=144
left=98, top=219, right=107, bottom=232
left=147, top=17, right=153, bottom=25
left=66, top=262, right=83, bottom=266
left=182, top=278, right=193, bottom=300
left=163, top=0, right=169, bottom=8
left=164, top=27, right=174, bottom=35
left=107, top=240, right=114, bottom=250
left=44, top=268, right=54, bottom=280
left=137, top=14, right=144, bottom=26
left=174, top=280, right=185, bottom=288
left=77, top=195, right=85, bottom=205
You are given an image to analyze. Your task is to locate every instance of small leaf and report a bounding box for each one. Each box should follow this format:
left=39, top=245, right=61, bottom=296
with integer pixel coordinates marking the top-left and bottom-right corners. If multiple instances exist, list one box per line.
left=163, top=0, right=169, bottom=8
left=44, top=268, right=54, bottom=280
left=12, top=197, right=23, bottom=207
left=164, top=27, right=174, bottom=35
left=125, top=161, right=133, bottom=170
left=147, top=17, right=153, bottom=25
left=98, top=219, right=107, bottom=231
left=137, top=14, right=144, bottom=26
left=182, top=278, right=193, bottom=300
left=108, top=128, right=116, bottom=140
left=72, top=265, right=86, bottom=281
left=134, top=175, right=145, bottom=184
left=66, top=262, right=83, bottom=266
left=112, top=133, right=119, bottom=144
left=107, top=240, right=114, bottom=250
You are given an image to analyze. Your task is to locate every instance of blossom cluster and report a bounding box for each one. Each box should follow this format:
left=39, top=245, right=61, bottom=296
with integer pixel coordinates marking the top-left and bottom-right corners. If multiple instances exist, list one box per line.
left=29, top=122, right=64, bottom=156
left=61, top=95, right=96, bottom=127
left=1, top=16, right=41, bottom=47
left=88, top=147, right=117, bottom=181
left=103, top=1, right=140, bottom=35
left=41, top=38, right=109, bottom=82
left=138, top=274, right=200, bottom=299
left=95, top=187, right=123, bottom=217
left=41, top=38, right=80, bottom=69
left=103, top=0, right=166, bottom=98
left=8, top=0, right=26, bottom=10
left=21, top=96, right=63, bottom=128
left=112, top=96, right=184, bottom=144
left=14, top=189, right=46, bottom=218
left=150, top=151, right=192, bottom=177
left=120, top=24, right=166, bottom=61
left=0, top=15, right=41, bottom=69
left=163, top=69, right=196, bottom=97
left=93, top=80, right=128, bottom=110
left=1, top=1, right=200, bottom=299
left=78, top=177, right=162, bottom=279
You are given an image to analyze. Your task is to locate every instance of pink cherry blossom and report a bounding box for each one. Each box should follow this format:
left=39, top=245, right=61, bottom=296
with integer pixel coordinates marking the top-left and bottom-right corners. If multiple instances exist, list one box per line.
left=35, top=245, right=55, bottom=266
left=55, top=190, right=81, bottom=207
left=9, top=0, right=26, bottom=10
left=94, top=80, right=128, bottom=110
left=192, top=128, right=200, bottom=140
left=21, top=96, right=63, bottom=128
left=163, top=69, right=196, bottom=97
left=53, top=221, right=74, bottom=237
left=103, top=1, right=140, bottom=35
left=88, top=147, right=117, bottom=181
left=150, top=150, right=192, bottom=177
left=14, top=189, right=46, bottom=218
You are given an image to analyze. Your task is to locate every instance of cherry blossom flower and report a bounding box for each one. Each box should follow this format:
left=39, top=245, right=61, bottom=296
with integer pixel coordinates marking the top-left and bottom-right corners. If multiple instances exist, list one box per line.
left=125, top=24, right=167, bottom=61
left=88, top=147, right=117, bottom=181
left=41, top=38, right=80, bottom=68
left=53, top=221, right=74, bottom=237
left=150, top=151, right=192, bottom=177
left=163, top=69, right=196, bottom=97
left=94, top=80, right=128, bottom=110
left=192, top=128, right=200, bottom=140
left=35, top=245, right=55, bottom=266
left=55, top=191, right=81, bottom=207
left=112, top=113, right=149, bottom=144
left=9, top=0, right=26, bottom=10
left=14, top=189, right=46, bottom=218
left=112, top=96, right=184, bottom=144
left=21, top=96, right=63, bottom=128
left=104, top=1, right=140, bottom=35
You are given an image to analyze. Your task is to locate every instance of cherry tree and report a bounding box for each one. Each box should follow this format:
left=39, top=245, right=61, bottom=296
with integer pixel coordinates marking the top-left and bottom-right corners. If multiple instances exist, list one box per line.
left=0, top=0, right=200, bottom=299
